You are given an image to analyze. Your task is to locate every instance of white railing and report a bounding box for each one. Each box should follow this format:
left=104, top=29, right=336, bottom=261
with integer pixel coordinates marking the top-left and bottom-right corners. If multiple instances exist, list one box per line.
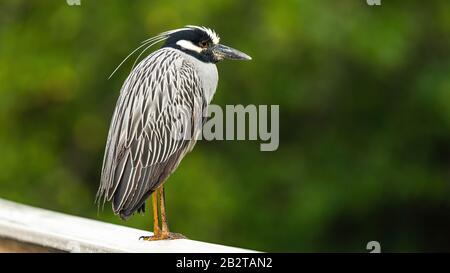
left=0, top=198, right=256, bottom=253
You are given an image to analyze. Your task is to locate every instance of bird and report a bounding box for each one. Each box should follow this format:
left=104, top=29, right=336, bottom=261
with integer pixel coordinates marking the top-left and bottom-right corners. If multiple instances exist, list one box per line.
left=96, top=25, right=251, bottom=240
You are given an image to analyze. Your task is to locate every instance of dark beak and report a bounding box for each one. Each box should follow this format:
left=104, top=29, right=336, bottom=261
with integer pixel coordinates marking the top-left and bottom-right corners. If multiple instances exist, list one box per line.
left=212, top=44, right=252, bottom=61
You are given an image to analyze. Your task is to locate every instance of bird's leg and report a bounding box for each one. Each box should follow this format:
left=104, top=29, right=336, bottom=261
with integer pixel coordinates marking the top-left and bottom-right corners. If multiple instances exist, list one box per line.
left=139, top=191, right=162, bottom=241
left=159, top=185, right=186, bottom=240
left=159, top=185, right=169, bottom=233
left=139, top=187, right=185, bottom=241
left=152, top=191, right=161, bottom=237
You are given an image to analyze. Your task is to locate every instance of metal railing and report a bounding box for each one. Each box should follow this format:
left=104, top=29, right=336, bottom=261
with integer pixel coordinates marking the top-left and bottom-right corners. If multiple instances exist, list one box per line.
left=0, top=198, right=255, bottom=253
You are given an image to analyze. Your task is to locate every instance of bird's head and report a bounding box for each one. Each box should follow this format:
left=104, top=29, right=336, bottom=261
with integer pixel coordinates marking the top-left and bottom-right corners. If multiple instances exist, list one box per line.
left=163, top=25, right=252, bottom=63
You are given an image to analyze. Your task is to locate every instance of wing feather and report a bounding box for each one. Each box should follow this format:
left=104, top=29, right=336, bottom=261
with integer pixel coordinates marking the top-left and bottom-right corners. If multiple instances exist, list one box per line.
left=97, top=48, right=205, bottom=217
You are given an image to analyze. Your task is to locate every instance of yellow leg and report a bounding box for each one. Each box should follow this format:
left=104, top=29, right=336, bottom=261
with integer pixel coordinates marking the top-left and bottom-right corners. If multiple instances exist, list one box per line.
left=159, top=186, right=169, bottom=234
left=159, top=186, right=186, bottom=239
left=139, top=191, right=162, bottom=240
left=140, top=185, right=186, bottom=240
left=152, top=191, right=161, bottom=237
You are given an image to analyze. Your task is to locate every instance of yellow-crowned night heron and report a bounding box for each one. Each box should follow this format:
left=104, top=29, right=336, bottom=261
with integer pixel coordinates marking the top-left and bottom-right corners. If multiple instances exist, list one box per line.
left=96, top=26, right=251, bottom=240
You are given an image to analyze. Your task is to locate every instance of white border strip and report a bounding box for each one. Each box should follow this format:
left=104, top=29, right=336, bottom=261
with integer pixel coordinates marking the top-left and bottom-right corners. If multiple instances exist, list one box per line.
left=0, top=198, right=256, bottom=253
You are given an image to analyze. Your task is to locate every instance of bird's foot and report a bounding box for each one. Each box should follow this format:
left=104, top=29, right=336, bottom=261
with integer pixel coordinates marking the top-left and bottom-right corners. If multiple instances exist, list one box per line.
left=139, top=235, right=160, bottom=241
left=162, top=232, right=187, bottom=240
left=139, top=232, right=187, bottom=241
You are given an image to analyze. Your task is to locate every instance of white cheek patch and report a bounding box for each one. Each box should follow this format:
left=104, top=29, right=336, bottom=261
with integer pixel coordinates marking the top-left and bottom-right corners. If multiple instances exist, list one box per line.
left=176, top=40, right=203, bottom=53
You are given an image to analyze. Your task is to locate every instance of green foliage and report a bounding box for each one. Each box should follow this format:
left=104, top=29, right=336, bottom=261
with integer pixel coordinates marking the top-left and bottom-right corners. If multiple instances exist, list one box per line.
left=0, top=0, right=449, bottom=252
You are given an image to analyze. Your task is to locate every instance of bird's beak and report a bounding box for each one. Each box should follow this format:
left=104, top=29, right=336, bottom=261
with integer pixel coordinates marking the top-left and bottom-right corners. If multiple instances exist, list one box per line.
left=212, top=44, right=252, bottom=61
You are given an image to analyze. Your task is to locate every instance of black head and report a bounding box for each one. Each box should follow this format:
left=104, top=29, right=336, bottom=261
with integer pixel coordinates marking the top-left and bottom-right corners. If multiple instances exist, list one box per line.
left=162, top=26, right=251, bottom=63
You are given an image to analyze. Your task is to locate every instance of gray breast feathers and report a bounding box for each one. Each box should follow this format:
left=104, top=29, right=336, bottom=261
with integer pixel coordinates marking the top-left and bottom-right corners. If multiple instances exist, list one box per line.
left=97, top=48, right=212, bottom=218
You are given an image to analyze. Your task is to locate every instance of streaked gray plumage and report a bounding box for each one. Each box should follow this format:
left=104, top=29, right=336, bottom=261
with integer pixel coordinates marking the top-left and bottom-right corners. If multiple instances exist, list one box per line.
left=98, top=47, right=217, bottom=219
left=96, top=26, right=250, bottom=224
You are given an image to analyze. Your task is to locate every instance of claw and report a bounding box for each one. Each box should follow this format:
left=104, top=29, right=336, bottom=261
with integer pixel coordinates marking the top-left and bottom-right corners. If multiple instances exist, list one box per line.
left=139, top=235, right=160, bottom=241
left=139, top=236, right=150, bottom=241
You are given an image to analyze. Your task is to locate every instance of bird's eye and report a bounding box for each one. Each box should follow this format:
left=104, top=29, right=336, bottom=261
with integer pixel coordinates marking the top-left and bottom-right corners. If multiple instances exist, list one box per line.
left=199, top=41, right=209, bottom=48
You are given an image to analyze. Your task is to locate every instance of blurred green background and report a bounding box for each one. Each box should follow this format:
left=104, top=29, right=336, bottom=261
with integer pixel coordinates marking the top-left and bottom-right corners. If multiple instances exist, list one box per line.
left=1, top=0, right=450, bottom=252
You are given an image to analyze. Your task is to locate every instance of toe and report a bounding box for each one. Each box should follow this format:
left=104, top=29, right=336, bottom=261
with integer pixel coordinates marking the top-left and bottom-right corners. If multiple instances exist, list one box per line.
left=167, top=232, right=187, bottom=240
